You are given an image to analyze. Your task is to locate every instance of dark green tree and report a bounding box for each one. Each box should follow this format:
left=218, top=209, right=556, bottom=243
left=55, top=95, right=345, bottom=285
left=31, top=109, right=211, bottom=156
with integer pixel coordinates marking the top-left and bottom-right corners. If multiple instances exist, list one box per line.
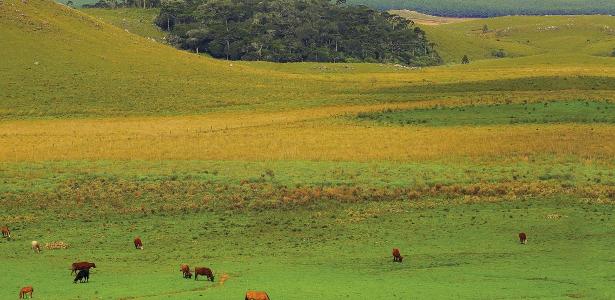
left=156, top=0, right=441, bottom=66
left=461, top=55, right=470, bottom=64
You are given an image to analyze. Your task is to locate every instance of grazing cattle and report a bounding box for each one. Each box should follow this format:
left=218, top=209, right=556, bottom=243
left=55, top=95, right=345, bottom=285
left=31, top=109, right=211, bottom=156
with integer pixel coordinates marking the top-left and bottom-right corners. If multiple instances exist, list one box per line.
left=19, top=286, right=33, bottom=299
left=194, top=267, right=214, bottom=282
left=73, top=269, right=90, bottom=283
left=71, top=262, right=96, bottom=275
left=184, top=270, right=193, bottom=279
left=245, top=291, right=270, bottom=300
left=180, top=264, right=190, bottom=278
left=31, top=241, right=41, bottom=253
left=1, top=226, right=10, bottom=238
left=133, top=237, right=143, bottom=250
left=519, top=232, right=527, bottom=244
left=392, top=248, right=403, bottom=262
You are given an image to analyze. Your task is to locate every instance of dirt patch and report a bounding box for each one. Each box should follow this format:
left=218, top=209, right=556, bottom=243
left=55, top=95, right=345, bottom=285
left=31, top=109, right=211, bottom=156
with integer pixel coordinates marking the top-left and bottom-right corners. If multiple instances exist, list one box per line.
left=390, top=10, right=478, bottom=26
left=219, top=273, right=230, bottom=285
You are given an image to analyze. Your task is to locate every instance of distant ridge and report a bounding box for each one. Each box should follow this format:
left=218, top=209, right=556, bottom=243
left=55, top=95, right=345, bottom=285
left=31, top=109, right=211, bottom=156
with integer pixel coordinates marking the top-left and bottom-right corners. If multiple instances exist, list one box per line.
left=348, top=0, right=615, bottom=18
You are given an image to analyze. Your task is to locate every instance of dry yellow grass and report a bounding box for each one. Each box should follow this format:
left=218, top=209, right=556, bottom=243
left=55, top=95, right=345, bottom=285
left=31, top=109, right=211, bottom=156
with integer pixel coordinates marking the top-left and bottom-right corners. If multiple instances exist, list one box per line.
left=2, top=107, right=612, bottom=161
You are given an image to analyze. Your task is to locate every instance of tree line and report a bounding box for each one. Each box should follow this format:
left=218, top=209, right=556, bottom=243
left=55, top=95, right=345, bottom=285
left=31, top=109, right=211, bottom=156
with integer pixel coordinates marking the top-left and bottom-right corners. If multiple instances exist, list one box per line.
left=348, top=0, right=615, bottom=18
left=83, top=0, right=160, bottom=9
left=154, top=0, right=441, bottom=65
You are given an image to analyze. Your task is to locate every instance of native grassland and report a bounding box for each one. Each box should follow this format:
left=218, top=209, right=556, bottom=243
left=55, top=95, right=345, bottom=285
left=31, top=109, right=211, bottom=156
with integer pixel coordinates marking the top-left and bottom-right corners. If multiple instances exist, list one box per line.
left=1, top=1, right=615, bottom=299
left=80, top=8, right=164, bottom=41
left=415, top=15, right=615, bottom=63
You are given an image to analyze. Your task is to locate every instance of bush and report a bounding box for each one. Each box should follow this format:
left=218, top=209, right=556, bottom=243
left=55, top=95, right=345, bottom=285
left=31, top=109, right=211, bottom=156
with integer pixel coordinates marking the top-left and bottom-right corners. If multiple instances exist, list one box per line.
left=461, top=55, right=470, bottom=64
left=492, top=49, right=507, bottom=58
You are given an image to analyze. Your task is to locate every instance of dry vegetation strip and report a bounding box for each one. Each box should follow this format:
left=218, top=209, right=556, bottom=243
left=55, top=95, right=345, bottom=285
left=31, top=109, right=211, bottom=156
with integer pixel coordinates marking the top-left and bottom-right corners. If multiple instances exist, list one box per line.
left=390, top=10, right=477, bottom=26
left=2, top=112, right=612, bottom=161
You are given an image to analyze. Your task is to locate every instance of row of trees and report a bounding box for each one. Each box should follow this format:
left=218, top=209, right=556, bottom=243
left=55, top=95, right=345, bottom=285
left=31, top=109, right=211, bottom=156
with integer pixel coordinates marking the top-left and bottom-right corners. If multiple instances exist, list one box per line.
left=348, top=0, right=615, bottom=18
left=83, top=0, right=160, bottom=9
left=155, top=0, right=442, bottom=65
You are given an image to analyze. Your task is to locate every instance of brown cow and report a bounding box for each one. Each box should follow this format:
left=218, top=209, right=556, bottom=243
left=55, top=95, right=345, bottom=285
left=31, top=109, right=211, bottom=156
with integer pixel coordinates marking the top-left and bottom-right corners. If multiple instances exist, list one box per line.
left=1, top=225, right=10, bottom=238
left=71, top=262, right=96, bottom=275
left=392, top=248, right=403, bottom=262
left=519, top=232, right=527, bottom=244
left=31, top=241, right=41, bottom=253
left=134, top=237, right=143, bottom=250
left=194, top=267, right=214, bottom=282
left=245, top=291, right=270, bottom=300
left=19, top=286, right=33, bottom=299
left=180, top=264, right=190, bottom=278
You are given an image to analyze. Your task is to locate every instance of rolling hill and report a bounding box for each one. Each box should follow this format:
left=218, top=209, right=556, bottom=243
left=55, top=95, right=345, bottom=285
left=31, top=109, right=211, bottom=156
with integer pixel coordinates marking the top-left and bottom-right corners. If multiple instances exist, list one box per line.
left=417, top=15, right=615, bottom=63
left=0, top=0, right=336, bottom=118
left=1, top=1, right=614, bottom=299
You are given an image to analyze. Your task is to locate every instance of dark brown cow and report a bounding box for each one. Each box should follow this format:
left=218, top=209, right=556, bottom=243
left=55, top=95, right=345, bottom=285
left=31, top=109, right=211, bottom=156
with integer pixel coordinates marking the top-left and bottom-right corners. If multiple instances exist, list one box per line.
left=194, top=267, right=214, bottom=282
left=245, top=291, right=270, bottom=300
left=392, top=248, right=403, bottom=262
left=1, top=225, right=10, bottom=238
left=71, top=262, right=96, bottom=275
left=184, top=270, right=193, bottom=279
left=519, top=232, right=527, bottom=244
left=134, top=237, right=143, bottom=250
left=19, top=286, right=33, bottom=299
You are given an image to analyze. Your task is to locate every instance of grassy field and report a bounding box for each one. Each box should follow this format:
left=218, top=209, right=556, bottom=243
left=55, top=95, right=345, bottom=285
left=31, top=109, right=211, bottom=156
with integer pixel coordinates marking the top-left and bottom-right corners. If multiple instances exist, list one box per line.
left=1, top=0, right=615, bottom=299
left=416, top=15, right=615, bottom=63
left=357, top=100, right=615, bottom=126
left=2, top=195, right=614, bottom=299
left=80, top=8, right=164, bottom=42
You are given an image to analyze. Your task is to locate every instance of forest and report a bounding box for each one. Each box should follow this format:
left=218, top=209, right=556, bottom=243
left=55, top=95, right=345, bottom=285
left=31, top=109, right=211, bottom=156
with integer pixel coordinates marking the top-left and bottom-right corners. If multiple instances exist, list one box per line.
left=155, top=0, right=441, bottom=65
left=349, top=0, right=615, bottom=17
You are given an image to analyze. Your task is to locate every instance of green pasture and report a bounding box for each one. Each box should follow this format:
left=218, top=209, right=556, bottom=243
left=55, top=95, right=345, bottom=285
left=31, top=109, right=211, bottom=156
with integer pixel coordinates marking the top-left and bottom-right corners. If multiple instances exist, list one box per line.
left=80, top=8, right=164, bottom=41
left=357, top=100, right=615, bottom=126
left=2, top=196, right=615, bottom=299
left=422, top=15, right=615, bottom=63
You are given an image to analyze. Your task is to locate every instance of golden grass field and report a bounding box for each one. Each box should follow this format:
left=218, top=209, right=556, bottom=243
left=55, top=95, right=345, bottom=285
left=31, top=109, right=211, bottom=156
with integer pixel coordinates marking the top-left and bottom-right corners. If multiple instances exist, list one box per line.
left=2, top=113, right=613, bottom=161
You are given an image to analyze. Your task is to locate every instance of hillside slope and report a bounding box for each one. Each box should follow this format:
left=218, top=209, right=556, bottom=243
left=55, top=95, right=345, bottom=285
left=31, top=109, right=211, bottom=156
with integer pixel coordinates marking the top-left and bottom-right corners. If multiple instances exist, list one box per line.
left=418, top=15, right=615, bottom=63
left=3, top=0, right=615, bottom=120
left=81, top=8, right=164, bottom=42
left=0, top=0, right=330, bottom=118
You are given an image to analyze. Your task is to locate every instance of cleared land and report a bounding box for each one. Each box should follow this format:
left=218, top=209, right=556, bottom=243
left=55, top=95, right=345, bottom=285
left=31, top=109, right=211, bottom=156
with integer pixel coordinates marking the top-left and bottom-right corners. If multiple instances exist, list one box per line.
left=390, top=10, right=477, bottom=25
left=1, top=1, right=614, bottom=299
